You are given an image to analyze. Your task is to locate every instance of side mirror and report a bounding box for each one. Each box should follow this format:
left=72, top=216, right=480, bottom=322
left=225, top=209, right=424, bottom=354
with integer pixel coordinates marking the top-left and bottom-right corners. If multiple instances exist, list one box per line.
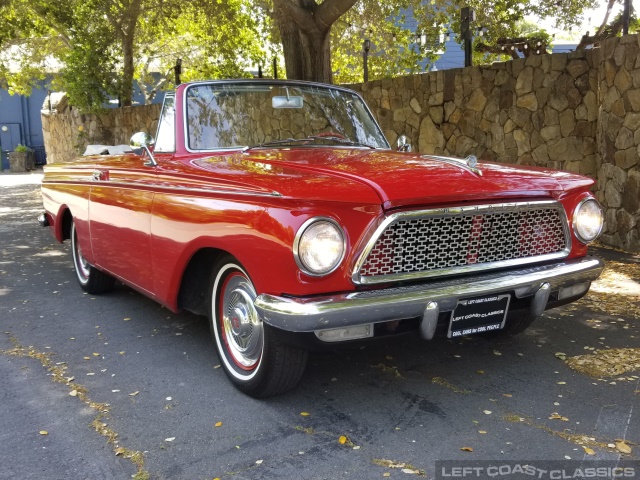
left=130, top=132, right=157, bottom=166
left=397, top=135, right=411, bottom=152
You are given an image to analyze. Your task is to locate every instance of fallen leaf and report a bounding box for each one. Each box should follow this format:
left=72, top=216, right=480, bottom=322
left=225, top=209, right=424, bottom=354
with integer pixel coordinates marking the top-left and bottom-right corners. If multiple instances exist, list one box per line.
left=118, top=351, right=125, bottom=355
left=255, top=459, right=263, bottom=465
left=383, top=474, right=391, bottom=478
left=39, top=430, right=48, bottom=435
left=165, top=437, right=175, bottom=442
left=83, top=356, right=91, bottom=360
left=93, top=353, right=100, bottom=356
left=114, top=447, right=126, bottom=456
left=478, top=430, right=487, bottom=434
left=476, top=370, right=484, bottom=374
left=583, top=447, right=596, bottom=455
left=460, top=446, right=473, bottom=452
left=557, top=381, right=567, bottom=385
left=483, top=410, right=492, bottom=415
left=401, top=468, right=418, bottom=474
left=502, top=393, right=512, bottom=398
left=338, top=435, right=348, bottom=445
left=493, top=350, right=502, bottom=356
left=128, top=391, right=139, bottom=396
left=214, top=422, right=223, bottom=427
left=69, top=390, right=78, bottom=397
left=616, top=441, right=632, bottom=454
left=300, top=412, right=310, bottom=416
left=123, top=317, right=131, bottom=321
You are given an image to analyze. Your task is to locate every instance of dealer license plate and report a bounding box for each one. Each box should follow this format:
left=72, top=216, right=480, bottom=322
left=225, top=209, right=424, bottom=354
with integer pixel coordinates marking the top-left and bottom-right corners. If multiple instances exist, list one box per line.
left=447, top=294, right=511, bottom=338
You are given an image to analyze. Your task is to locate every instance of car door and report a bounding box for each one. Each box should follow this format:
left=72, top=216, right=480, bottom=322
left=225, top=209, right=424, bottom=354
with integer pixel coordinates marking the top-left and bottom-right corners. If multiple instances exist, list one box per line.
left=88, top=158, right=156, bottom=296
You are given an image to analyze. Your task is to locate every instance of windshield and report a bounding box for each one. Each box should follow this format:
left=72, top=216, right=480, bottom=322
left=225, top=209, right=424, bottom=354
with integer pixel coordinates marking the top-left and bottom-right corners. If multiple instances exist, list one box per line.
left=185, top=82, right=389, bottom=151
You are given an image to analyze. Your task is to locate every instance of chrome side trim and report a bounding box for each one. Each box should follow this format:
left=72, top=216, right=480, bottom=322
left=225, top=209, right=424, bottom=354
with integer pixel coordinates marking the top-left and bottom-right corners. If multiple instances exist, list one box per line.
left=41, top=178, right=282, bottom=197
left=351, top=200, right=572, bottom=285
left=150, top=183, right=283, bottom=198
left=255, top=256, right=604, bottom=333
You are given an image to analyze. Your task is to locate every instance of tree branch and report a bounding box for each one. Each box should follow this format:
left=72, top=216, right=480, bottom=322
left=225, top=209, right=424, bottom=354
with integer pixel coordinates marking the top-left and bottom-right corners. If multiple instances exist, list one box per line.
left=315, top=0, right=358, bottom=29
left=272, top=0, right=317, bottom=32
left=596, top=0, right=618, bottom=36
left=576, top=8, right=632, bottom=50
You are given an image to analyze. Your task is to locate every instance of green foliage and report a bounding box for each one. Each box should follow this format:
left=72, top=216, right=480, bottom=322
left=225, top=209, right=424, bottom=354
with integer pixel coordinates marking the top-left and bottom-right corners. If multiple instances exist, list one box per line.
left=13, top=144, right=31, bottom=152
left=0, top=0, right=615, bottom=106
left=1, top=0, right=265, bottom=111
left=329, top=0, right=599, bottom=82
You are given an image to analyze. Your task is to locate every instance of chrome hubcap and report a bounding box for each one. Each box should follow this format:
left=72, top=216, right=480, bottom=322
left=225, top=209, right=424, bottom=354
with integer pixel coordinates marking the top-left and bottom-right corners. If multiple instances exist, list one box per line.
left=72, top=225, right=91, bottom=281
left=220, top=273, right=263, bottom=369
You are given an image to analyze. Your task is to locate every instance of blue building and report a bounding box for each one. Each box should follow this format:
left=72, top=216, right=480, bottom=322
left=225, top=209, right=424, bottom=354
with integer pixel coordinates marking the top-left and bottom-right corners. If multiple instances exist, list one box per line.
left=0, top=80, right=50, bottom=170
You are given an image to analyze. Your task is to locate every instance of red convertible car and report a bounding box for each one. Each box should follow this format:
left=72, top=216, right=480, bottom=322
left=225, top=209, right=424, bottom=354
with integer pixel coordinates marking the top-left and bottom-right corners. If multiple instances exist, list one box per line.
left=40, top=80, right=604, bottom=397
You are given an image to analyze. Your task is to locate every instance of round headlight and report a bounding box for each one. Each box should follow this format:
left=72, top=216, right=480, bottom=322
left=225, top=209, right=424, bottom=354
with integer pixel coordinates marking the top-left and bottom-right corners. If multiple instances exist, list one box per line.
left=573, top=198, right=603, bottom=244
left=295, top=218, right=345, bottom=276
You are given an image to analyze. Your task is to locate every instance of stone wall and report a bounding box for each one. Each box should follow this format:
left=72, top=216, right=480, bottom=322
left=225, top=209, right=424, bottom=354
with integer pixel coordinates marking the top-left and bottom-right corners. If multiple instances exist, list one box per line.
left=348, top=49, right=600, bottom=177
left=41, top=34, right=640, bottom=252
left=594, top=35, right=640, bottom=252
left=41, top=103, right=160, bottom=164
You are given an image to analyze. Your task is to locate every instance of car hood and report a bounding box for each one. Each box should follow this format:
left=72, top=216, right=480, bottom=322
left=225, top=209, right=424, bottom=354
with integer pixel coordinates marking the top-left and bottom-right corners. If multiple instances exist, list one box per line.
left=185, top=148, right=593, bottom=209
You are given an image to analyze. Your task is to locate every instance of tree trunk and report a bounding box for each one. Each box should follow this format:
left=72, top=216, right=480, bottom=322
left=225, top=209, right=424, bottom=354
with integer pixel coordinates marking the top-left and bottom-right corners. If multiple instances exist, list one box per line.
left=280, top=24, right=332, bottom=83
left=121, top=34, right=135, bottom=107
left=272, top=0, right=357, bottom=84
left=118, top=0, right=142, bottom=107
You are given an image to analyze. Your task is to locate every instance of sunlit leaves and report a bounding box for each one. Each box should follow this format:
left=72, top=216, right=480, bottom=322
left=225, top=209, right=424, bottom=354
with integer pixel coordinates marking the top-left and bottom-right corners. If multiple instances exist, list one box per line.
left=1, top=0, right=265, bottom=111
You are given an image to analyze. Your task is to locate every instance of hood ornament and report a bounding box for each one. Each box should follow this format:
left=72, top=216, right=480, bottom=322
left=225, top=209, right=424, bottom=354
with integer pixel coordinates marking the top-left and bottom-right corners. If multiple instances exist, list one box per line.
left=421, top=153, right=483, bottom=176
left=466, top=154, right=478, bottom=168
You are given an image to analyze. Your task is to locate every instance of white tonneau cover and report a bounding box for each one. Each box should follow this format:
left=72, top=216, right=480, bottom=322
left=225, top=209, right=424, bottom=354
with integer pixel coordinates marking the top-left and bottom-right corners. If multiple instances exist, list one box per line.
left=83, top=145, right=132, bottom=156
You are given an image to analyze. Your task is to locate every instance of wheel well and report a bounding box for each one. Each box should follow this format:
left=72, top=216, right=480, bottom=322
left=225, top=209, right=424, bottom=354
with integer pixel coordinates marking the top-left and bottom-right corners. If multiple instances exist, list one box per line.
left=178, top=248, right=228, bottom=316
left=61, top=209, right=73, bottom=241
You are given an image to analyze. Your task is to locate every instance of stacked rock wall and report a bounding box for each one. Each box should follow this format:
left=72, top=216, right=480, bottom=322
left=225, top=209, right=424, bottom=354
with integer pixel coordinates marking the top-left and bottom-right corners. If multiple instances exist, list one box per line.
left=594, top=35, right=640, bottom=252
left=348, top=49, right=600, bottom=177
left=41, top=103, right=160, bottom=164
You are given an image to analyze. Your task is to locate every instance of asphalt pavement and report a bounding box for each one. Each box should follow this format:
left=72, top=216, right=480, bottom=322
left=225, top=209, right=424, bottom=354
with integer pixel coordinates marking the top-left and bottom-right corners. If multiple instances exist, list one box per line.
left=1, top=171, right=638, bottom=480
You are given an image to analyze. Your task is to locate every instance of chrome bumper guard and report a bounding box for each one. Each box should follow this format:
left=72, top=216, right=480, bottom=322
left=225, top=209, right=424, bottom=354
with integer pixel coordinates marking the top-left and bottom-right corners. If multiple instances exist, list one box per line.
left=254, top=257, right=604, bottom=333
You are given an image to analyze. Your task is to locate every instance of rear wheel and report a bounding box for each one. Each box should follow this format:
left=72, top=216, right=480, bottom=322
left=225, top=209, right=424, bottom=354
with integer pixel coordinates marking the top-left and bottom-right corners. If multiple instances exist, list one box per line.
left=71, top=221, right=115, bottom=294
left=209, top=257, right=307, bottom=397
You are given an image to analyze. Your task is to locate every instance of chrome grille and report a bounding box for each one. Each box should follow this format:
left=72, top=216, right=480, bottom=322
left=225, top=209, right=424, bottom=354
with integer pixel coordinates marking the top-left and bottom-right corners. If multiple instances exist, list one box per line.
left=358, top=203, right=569, bottom=282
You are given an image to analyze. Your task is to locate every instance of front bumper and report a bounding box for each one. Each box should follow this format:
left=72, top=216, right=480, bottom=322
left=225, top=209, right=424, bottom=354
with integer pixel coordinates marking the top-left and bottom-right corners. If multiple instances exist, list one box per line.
left=254, top=256, right=604, bottom=333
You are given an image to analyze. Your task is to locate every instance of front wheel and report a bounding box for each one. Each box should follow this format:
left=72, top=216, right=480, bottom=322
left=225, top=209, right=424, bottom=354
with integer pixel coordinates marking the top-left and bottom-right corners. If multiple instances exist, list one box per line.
left=71, top=220, right=115, bottom=294
left=209, top=257, right=308, bottom=397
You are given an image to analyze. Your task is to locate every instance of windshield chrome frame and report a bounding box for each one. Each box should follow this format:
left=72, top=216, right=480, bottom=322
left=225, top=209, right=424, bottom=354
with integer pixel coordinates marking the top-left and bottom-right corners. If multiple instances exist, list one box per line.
left=182, top=79, right=391, bottom=154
